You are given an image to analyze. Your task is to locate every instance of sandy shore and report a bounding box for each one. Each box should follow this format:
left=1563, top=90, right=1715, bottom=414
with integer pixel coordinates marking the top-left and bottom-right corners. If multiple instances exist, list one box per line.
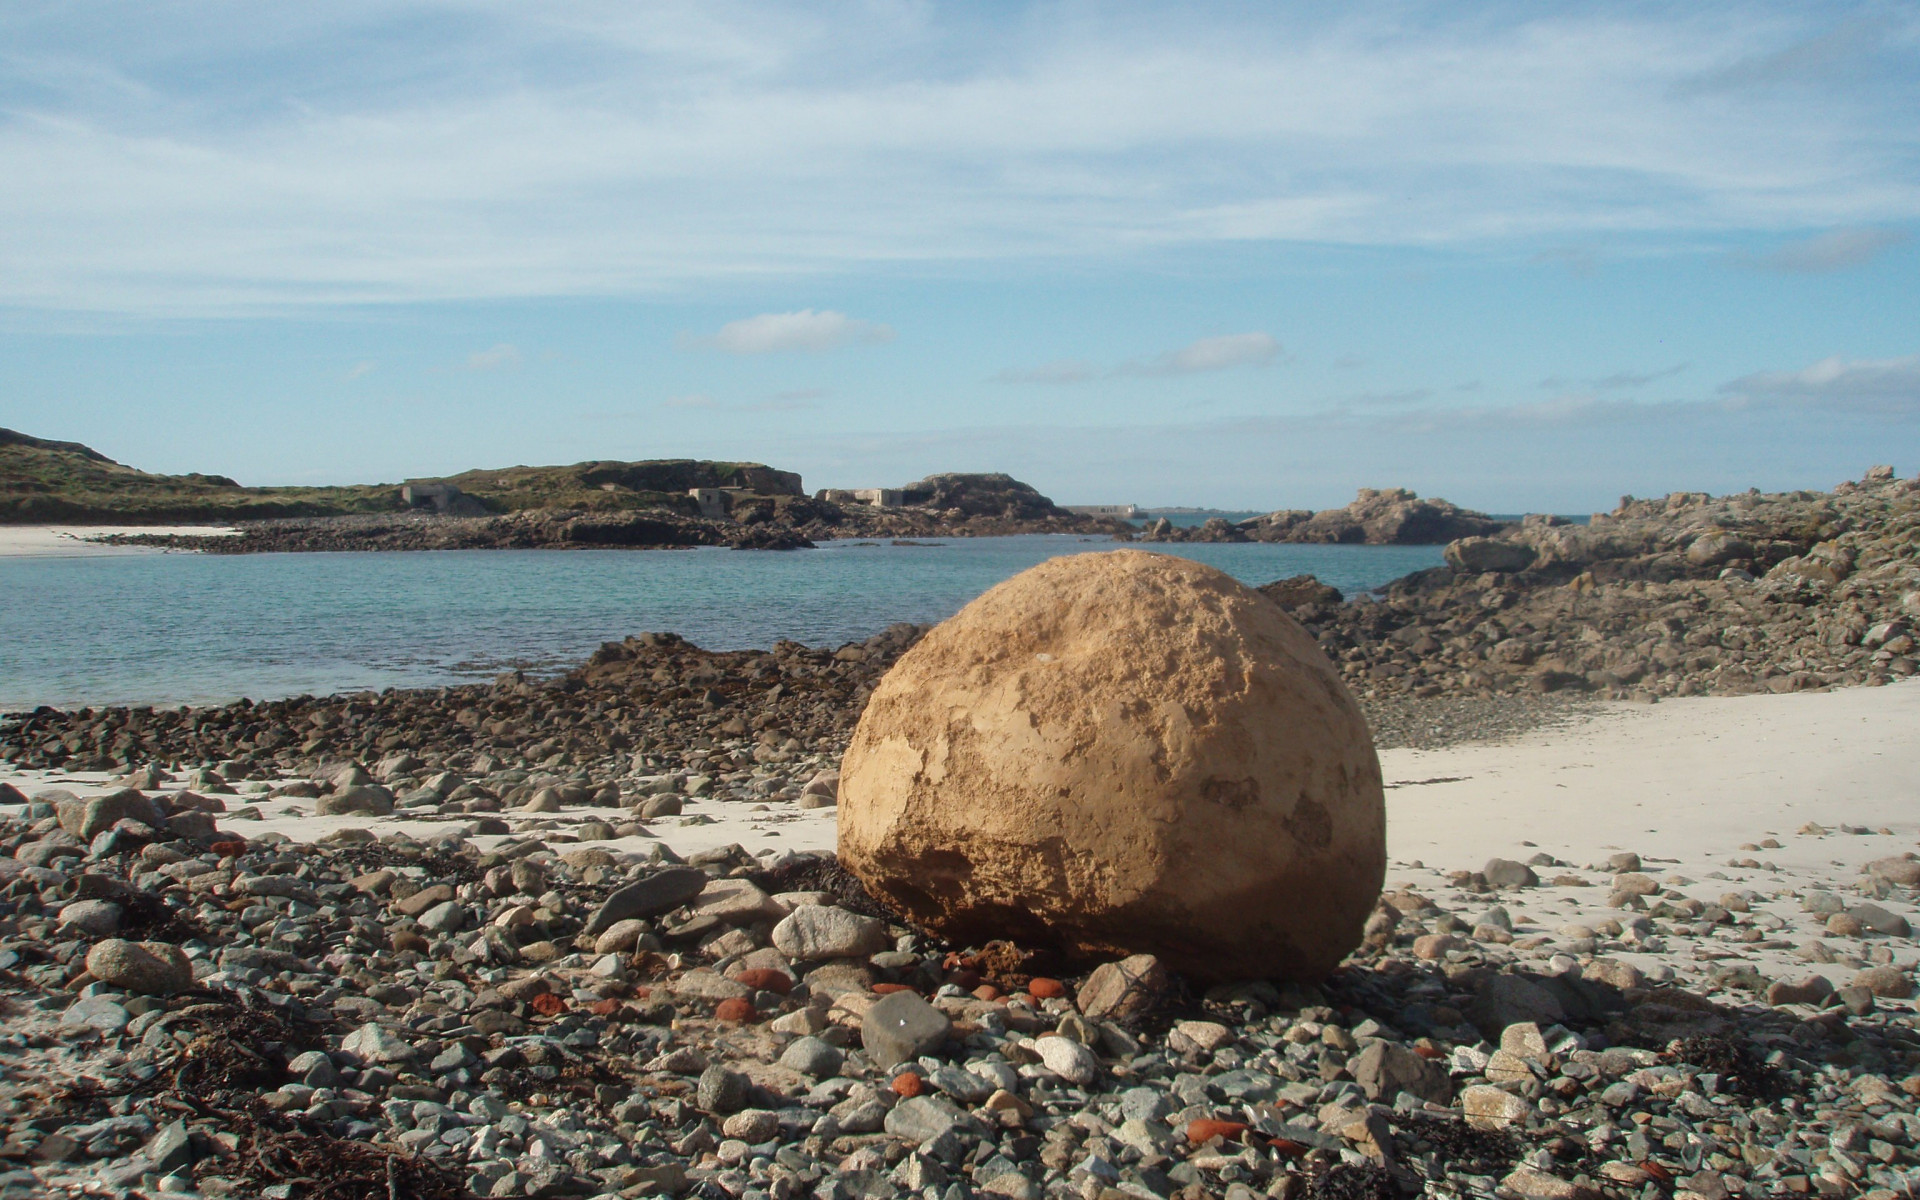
left=0, top=524, right=239, bottom=557
left=8, top=679, right=1915, bottom=945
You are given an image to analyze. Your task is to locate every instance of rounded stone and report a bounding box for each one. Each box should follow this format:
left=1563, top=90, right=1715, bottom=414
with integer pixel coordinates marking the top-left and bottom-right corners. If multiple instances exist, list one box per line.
left=85, top=939, right=193, bottom=995
left=837, top=550, right=1385, bottom=981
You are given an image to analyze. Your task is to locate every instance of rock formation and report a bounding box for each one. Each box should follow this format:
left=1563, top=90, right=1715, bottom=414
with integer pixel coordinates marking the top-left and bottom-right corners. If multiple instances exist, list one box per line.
left=837, top=550, right=1386, bottom=982
left=1136, top=487, right=1505, bottom=545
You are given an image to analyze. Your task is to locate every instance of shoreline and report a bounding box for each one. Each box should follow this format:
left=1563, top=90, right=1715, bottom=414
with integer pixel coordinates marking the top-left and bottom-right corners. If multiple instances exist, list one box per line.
left=0, top=524, right=239, bottom=558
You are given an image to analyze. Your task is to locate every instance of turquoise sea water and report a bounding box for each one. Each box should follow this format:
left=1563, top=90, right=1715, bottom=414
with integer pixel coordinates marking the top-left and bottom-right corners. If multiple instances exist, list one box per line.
left=0, top=537, right=1443, bottom=710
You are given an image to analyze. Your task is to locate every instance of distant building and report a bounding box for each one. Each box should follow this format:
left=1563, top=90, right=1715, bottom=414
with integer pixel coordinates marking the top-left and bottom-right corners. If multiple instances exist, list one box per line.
left=400, top=482, right=488, bottom=517
left=688, top=488, right=729, bottom=518
left=816, top=488, right=907, bottom=508
left=1064, top=504, right=1142, bottom=519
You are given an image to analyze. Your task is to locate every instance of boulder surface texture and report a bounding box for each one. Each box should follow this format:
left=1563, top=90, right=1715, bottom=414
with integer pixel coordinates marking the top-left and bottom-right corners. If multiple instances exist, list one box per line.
left=838, top=550, right=1385, bottom=981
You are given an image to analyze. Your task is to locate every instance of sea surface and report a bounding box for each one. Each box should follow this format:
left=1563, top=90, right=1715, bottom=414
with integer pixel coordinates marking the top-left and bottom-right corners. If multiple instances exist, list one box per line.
left=1, top=536, right=1443, bottom=710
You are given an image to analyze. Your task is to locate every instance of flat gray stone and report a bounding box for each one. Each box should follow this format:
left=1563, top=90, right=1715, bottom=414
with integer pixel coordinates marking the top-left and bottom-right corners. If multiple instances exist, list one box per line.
left=861, top=990, right=951, bottom=1069
left=778, top=1035, right=844, bottom=1078
left=61, top=995, right=131, bottom=1034
left=883, top=1095, right=986, bottom=1145
left=341, top=1021, right=417, bottom=1063
left=585, top=867, right=709, bottom=935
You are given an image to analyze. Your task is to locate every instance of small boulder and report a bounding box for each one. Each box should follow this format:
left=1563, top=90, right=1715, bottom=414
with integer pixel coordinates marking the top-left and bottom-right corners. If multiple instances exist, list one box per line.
left=86, top=939, right=192, bottom=995
left=57, top=790, right=157, bottom=841
left=771, top=905, right=889, bottom=960
left=584, top=867, right=709, bottom=935
left=837, top=551, right=1385, bottom=982
left=1351, top=1040, right=1451, bottom=1105
left=1444, top=537, right=1537, bottom=574
left=315, top=785, right=394, bottom=817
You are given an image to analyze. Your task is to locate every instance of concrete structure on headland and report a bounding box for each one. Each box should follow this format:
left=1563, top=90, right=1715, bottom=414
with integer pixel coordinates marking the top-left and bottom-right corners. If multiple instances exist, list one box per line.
left=689, top=488, right=732, bottom=519
left=1064, top=504, right=1142, bottom=519
left=815, top=488, right=907, bottom=509
left=399, top=483, right=488, bottom=517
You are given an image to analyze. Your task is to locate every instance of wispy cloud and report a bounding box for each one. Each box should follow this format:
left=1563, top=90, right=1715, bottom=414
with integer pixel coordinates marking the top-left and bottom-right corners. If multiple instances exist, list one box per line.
left=1539, top=363, right=1690, bottom=391
left=1119, top=333, right=1282, bottom=377
left=1678, top=15, right=1901, bottom=95
left=660, top=393, right=819, bottom=414
left=1746, top=227, right=1910, bottom=273
left=461, top=343, right=521, bottom=371
left=2, top=5, right=1916, bottom=312
left=1719, top=354, right=1920, bottom=415
left=1340, top=388, right=1434, bottom=408
left=998, top=333, right=1280, bottom=385
left=343, top=360, right=377, bottom=380
left=1593, top=363, right=1690, bottom=390
left=681, top=310, right=894, bottom=355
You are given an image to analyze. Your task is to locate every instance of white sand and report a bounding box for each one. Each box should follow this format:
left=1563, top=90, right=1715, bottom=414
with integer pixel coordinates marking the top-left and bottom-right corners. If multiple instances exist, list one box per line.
left=1380, top=678, right=1920, bottom=874
left=0, top=525, right=238, bottom=558
left=8, top=680, right=1915, bottom=993
left=8, top=679, right=1915, bottom=872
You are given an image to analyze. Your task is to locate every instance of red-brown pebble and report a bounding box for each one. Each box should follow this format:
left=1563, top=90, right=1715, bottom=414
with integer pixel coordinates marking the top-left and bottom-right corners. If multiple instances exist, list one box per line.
left=529, top=992, right=567, bottom=1016
left=209, top=840, right=247, bottom=858
left=1186, top=1120, right=1249, bottom=1144
left=734, top=968, right=792, bottom=994
left=1027, top=977, right=1066, bottom=999
left=872, top=983, right=917, bottom=996
left=713, top=997, right=755, bottom=1023
left=972, top=984, right=1002, bottom=1002
left=891, top=1072, right=925, bottom=1098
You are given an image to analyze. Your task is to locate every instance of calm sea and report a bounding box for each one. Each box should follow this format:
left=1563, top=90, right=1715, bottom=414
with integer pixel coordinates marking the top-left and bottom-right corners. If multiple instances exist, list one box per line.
left=0, top=537, right=1443, bottom=710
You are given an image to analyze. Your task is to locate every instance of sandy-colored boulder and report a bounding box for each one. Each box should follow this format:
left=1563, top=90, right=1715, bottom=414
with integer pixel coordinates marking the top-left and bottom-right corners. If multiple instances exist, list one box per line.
left=837, top=550, right=1384, bottom=982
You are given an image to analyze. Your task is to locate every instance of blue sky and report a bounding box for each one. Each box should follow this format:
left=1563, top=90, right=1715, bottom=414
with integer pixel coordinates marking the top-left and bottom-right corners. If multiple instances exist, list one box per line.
left=1, top=1, right=1916, bottom=511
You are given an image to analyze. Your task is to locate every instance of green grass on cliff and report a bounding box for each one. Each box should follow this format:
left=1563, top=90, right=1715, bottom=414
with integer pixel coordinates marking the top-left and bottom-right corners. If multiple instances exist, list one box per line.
left=0, top=429, right=801, bottom=524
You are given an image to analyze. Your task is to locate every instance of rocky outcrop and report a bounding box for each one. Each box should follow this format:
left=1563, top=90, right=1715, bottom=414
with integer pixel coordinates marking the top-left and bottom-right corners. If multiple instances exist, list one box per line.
left=1292, top=468, right=1920, bottom=703
left=92, top=472, right=1127, bottom=551
left=96, top=508, right=818, bottom=553
left=837, top=551, right=1385, bottom=982
left=1137, top=488, right=1506, bottom=545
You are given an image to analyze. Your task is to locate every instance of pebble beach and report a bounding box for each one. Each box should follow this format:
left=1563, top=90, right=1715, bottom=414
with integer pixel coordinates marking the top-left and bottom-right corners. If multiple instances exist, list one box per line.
left=0, top=471, right=1916, bottom=1200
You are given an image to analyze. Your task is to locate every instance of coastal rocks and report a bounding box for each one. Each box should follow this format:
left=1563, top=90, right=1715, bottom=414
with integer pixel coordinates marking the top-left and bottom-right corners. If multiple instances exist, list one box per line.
left=315, top=784, right=394, bottom=817
left=838, top=550, right=1386, bottom=981
left=1247, top=488, right=1506, bottom=545
left=56, top=789, right=156, bottom=840
left=85, top=939, right=192, bottom=995
left=1445, top=536, right=1538, bottom=574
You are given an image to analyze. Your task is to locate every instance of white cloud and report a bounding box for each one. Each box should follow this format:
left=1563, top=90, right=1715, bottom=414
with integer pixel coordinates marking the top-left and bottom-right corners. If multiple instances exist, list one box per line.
left=663, top=393, right=718, bottom=409
left=1000, top=334, right=1280, bottom=384
left=0, top=5, right=1915, bottom=312
left=343, top=360, right=376, bottom=380
left=1750, top=227, right=1910, bottom=273
left=1121, top=333, right=1282, bottom=377
left=1719, top=354, right=1920, bottom=414
left=461, top=343, right=522, bottom=371
left=682, top=310, right=894, bottom=355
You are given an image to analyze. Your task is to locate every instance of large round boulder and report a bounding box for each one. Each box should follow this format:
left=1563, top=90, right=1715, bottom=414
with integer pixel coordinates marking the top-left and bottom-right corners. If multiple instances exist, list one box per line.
left=837, top=550, right=1384, bottom=982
